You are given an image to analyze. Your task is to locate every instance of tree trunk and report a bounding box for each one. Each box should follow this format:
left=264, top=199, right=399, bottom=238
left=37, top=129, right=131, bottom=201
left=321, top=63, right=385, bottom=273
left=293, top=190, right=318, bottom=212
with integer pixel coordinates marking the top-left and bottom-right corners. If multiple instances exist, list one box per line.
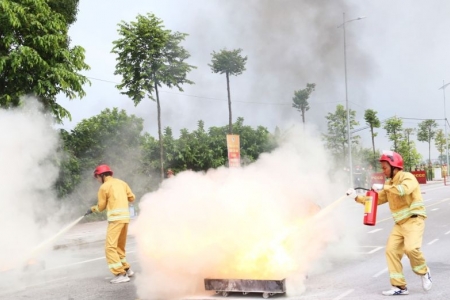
left=393, top=129, right=397, bottom=152
left=428, top=141, right=431, bottom=166
left=407, top=134, right=410, bottom=171
left=226, top=72, right=232, bottom=134
left=155, top=81, right=164, bottom=181
left=301, top=109, right=305, bottom=124
left=371, top=126, right=376, bottom=165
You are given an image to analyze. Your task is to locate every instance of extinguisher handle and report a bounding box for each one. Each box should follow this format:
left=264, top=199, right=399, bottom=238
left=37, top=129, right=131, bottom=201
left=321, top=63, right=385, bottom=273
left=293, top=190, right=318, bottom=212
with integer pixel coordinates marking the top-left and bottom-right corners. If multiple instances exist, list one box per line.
left=372, top=183, right=383, bottom=191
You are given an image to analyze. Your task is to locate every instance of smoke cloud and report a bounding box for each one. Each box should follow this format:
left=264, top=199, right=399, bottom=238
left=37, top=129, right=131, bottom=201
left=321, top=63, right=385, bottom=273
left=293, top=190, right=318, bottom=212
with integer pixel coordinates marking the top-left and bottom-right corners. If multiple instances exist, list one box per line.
left=0, top=100, right=78, bottom=287
left=173, top=0, right=373, bottom=134
left=134, top=125, right=363, bottom=299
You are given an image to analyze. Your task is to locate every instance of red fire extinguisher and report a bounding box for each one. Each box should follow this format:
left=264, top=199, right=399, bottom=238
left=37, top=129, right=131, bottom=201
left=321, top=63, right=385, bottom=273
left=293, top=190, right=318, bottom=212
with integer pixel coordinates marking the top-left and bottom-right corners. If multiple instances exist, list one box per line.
left=363, top=189, right=379, bottom=226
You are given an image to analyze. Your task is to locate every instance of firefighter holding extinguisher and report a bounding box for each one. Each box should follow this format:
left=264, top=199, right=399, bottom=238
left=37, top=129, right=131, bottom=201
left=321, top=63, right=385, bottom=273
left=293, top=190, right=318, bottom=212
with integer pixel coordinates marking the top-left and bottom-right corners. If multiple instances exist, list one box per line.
left=346, top=151, right=432, bottom=296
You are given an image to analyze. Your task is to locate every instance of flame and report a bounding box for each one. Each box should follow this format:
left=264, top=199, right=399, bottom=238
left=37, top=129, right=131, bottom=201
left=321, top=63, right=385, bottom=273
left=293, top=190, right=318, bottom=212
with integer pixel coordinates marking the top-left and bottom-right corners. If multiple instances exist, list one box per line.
left=137, top=201, right=322, bottom=282
left=216, top=217, right=312, bottom=280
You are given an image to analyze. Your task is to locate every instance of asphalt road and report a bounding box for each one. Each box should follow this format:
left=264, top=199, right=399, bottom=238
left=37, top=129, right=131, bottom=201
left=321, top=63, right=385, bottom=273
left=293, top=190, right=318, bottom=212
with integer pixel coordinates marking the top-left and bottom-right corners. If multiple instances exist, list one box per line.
left=1, top=182, right=450, bottom=300
left=0, top=238, right=140, bottom=300
left=291, top=182, right=450, bottom=300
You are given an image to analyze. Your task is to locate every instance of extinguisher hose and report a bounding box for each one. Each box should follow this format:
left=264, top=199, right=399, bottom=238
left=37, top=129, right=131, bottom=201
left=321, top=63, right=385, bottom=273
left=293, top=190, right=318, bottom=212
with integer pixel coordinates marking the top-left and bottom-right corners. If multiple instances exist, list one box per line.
left=355, top=187, right=370, bottom=191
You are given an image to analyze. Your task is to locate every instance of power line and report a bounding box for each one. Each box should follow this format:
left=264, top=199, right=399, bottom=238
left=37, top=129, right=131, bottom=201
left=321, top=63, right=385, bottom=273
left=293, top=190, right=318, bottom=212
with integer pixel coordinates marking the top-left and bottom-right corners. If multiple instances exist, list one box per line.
left=86, top=76, right=349, bottom=107
left=86, top=76, right=296, bottom=106
left=351, top=116, right=445, bottom=134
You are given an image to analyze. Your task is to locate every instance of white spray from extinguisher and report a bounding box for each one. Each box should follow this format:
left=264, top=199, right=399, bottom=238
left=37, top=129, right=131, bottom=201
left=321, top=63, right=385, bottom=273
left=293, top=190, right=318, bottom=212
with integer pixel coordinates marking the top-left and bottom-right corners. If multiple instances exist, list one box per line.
left=27, top=215, right=85, bottom=261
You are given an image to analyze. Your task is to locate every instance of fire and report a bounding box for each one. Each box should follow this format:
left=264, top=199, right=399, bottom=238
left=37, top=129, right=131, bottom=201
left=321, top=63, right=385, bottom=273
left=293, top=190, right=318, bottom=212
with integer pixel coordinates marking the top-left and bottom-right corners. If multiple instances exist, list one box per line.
left=216, top=218, right=312, bottom=280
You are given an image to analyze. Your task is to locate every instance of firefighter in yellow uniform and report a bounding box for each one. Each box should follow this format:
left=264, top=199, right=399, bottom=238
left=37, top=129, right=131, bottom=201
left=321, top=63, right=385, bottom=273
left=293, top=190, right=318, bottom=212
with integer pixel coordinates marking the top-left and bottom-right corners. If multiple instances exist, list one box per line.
left=347, top=151, right=432, bottom=296
left=85, top=164, right=135, bottom=284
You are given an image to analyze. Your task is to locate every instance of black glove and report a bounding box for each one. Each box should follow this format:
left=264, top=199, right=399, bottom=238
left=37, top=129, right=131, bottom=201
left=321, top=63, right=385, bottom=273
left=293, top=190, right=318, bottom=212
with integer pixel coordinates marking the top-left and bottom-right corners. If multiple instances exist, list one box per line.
left=84, top=208, right=93, bottom=216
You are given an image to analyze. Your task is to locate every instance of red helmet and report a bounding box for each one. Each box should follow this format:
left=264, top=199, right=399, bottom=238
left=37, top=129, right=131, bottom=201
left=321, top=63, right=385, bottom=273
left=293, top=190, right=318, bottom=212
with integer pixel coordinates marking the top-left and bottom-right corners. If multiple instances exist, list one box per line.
left=94, top=164, right=113, bottom=177
left=379, top=151, right=403, bottom=169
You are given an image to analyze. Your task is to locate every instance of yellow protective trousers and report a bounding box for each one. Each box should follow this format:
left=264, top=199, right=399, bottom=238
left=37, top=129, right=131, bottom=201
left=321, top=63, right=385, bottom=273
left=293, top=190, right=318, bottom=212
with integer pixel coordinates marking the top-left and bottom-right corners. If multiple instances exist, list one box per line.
left=105, top=222, right=130, bottom=275
left=385, top=216, right=428, bottom=287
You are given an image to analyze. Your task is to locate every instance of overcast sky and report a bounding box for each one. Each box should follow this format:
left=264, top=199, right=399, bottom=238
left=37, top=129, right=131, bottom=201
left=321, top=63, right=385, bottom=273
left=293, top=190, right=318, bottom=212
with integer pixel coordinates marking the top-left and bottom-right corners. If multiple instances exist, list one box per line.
left=57, top=0, right=450, bottom=162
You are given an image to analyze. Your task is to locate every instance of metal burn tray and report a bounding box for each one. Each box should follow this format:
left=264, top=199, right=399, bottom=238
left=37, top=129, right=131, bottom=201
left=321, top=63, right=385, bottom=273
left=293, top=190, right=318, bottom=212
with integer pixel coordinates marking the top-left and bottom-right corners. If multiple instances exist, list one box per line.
left=204, top=278, right=286, bottom=298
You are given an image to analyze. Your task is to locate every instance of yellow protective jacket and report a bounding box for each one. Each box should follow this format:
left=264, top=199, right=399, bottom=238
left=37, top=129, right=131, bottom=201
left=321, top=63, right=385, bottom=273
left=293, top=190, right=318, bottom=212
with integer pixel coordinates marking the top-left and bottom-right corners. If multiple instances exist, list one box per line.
left=91, top=176, right=135, bottom=223
left=356, top=170, right=426, bottom=224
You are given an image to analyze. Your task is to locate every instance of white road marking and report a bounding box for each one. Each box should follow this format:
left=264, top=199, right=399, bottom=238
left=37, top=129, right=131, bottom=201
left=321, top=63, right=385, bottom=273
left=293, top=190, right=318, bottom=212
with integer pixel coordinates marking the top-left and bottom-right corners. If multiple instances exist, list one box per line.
left=445, top=230, right=450, bottom=235
left=368, top=228, right=383, bottom=233
left=431, top=208, right=440, bottom=211
left=332, top=289, right=354, bottom=300
left=428, top=239, right=439, bottom=245
left=46, top=250, right=136, bottom=271
left=368, top=246, right=383, bottom=254
left=359, top=246, right=384, bottom=254
left=46, top=257, right=105, bottom=270
left=373, top=268, right=388, bottom=277
left=422, top=186, right=449, bottom=193
left=22, top=276, right=69, bottom=289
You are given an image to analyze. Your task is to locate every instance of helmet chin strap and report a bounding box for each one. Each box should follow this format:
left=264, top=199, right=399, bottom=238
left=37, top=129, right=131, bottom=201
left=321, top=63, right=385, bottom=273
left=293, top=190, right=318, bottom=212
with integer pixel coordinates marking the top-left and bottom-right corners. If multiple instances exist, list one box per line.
left=390, top=166, right=398, bottom=179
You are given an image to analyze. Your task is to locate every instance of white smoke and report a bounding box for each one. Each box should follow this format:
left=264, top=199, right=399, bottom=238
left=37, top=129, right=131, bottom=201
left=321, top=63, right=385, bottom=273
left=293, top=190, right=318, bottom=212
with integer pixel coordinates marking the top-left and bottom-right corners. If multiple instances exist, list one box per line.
left=134, top=125, right=363, bottom=299
left=0, top=100, right=66, bottom=275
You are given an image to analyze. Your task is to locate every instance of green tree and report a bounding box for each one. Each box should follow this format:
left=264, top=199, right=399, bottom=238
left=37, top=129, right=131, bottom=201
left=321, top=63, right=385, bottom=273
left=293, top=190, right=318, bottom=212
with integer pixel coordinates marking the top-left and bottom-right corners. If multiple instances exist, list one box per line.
left=402, top=128, right=416, bottom=171
left=292, top=83, right=316, bottom=124
left=397, top=138, right=421, bottom=171
left=172, top=118, right=274, bottom=171
left=434, top=129, right=447, bottom=165
left=55, top=132, right=81, bottom=198
left=47, top=0, right=79, bottom=25
left=58, top=108, right=155, bottom=203
left=353, top=146, right=378, bottom=169
left=209, top=48, right=247, bottom=134
left=417, top=119, right=438, bottom=164
left=65, top=108, right=143, bottom=168
left=0, top=0, right=90, bottom=122
left=112, top=13, right=195, bottom=180
left=323, top=104, right=359, bottom=163
left=140, top=133, right=161, bottom=175
left=162, top=127, right=176, bottom=171
left=63, top=109, right=143, bottom=176
left=232, top=117, right=275, bottom=164
left=364, top=109, right=381, bottom=164
left=383, top=117, right=403, bottom=152
left=172, top=122, right=219, bottom=171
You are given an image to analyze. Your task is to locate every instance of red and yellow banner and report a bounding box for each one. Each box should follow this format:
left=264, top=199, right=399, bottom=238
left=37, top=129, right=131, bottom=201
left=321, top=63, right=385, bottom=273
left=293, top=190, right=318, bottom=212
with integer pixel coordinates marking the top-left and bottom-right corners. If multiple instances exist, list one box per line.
left=371, top=171, right=427, bottom=185
left=226, top=134, right=241, bottom=168
left=411, top=171, right=427, bottom=184
left=370, top=172, right=385, bottom=185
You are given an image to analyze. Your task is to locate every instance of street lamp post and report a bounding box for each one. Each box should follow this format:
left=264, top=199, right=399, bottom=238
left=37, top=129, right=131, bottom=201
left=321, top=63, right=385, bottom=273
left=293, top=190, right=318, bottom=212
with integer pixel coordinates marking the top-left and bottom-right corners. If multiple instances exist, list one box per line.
left=439, top=81, right=450, bottom=174
left=338, top=13, right=366, bottom=185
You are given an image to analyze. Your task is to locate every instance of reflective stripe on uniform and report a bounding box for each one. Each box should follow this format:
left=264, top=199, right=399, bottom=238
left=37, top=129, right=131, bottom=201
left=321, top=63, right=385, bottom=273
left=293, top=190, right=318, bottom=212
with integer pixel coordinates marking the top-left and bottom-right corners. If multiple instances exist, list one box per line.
left=390, top=272, right=405, bottom=279
left=391, top=208, right=410, bottom=222
left=395, top=185, right=405, bottom=196
left=410, top=202, right=425, bottom=209
left=108, top=215, right=130, bottom=222
left=391, top=206, right=426, bottom=223
left=413, top=263, right=427, bottom=272
left=108, top=261, right=123, bottom=269
left=107, top=208, right=130, bottom=222
left=107, top=208, right=130, bottom=216
left=121, top=258, right=127, bottom=263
